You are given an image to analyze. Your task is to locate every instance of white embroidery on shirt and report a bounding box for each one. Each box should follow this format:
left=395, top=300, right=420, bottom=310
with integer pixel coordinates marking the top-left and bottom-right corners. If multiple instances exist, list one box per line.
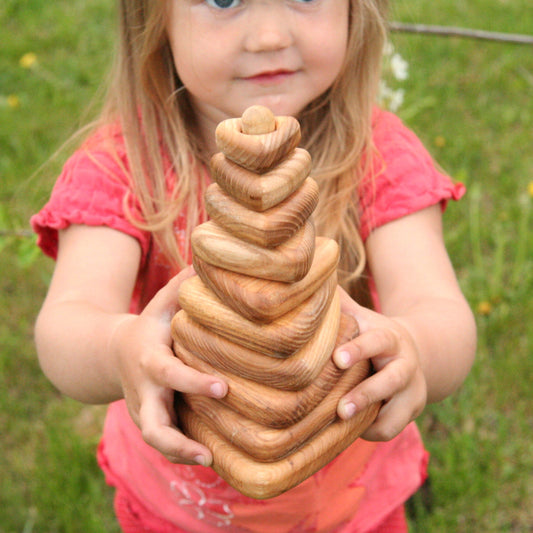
left=170, top=478, right=234, bottom=528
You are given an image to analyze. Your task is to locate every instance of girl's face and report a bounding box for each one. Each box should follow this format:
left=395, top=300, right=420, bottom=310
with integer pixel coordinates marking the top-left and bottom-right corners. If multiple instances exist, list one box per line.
left=166, top=0, right=349, bottom=142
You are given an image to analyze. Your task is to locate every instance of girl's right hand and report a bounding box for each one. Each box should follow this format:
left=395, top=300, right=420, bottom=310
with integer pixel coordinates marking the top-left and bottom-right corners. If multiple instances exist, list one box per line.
left=111, top=268, right=228, bottom=467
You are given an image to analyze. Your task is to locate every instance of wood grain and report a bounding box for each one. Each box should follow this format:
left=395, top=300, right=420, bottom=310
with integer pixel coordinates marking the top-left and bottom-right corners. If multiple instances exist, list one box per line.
left=177, top=274, right=337, bottom=357
left=191, top=219, right=316, bottom=283
left=175, top=342, right=343, bottom=428
left=182, top=358, right=371, bottom=461
left=170, top=105, right=378, bottom=499
left=240, top=105, right=276, bottom=135
left=171, top=295, right=349, bottom=391
left=204, top=177, right=319, bottom=248
left=210, top=148, right=311, bottom=212
left=215, top=115, right=301, bottom=172
left=173, top=296, right=354, bottom=430
left=176, top=397, right=380, bottom=499
left=192, top=236, right=339, bottom=323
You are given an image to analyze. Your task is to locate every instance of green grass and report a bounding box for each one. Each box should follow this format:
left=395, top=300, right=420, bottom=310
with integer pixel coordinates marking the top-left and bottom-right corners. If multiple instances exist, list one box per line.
left=388, top=1, right=533, bottom=531
left=1, top=0, right=532, bottom=531
left=1, top=1, right=119, bottom=531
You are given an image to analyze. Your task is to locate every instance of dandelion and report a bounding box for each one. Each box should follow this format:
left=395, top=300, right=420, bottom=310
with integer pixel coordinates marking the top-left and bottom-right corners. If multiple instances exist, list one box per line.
left=0, top=95, right=21, bottom=109
left=528, top=181, right=533, bottom=198
left=434, top=136, right=446, bottom=148
left=19, top=52, right=38, bottom=69
left=7, top=95, right=21, bottom=108
left=477, top=301, right=493, bottom=316
left=18, top=52, right=70, bottom=90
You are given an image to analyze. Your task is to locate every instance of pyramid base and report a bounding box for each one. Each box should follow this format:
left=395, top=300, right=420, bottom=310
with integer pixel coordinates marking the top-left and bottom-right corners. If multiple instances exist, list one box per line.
left=176, top=399, right=380, bottom=499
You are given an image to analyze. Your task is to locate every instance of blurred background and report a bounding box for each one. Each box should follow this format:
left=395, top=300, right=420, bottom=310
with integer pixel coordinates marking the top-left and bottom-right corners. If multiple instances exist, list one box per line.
left=1, top=1, right=531, bottom=531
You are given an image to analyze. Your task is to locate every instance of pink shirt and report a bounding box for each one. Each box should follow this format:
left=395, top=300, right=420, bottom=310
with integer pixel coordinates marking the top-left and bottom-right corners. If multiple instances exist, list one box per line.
left=32, top=109, right=465, bottom=532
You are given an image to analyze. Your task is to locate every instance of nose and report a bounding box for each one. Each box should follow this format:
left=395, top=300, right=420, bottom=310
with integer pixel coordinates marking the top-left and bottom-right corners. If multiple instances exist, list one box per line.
left=243, top=5, right=293, bottom=52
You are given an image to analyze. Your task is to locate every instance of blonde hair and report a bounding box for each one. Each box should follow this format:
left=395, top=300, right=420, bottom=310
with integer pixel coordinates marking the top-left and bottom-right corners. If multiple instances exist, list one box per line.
left=99, top=0, right=388, bottom=289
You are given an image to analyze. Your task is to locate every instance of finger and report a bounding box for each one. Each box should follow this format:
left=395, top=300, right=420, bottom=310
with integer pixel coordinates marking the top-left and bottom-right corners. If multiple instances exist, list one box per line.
left=334, top=327, right=400, bottom=369
left=359, top=398, right=411, bottom=442
left=142, top=346, right=228, bottom=399
left=359, top=384, right=425, bottom=442
left=337, top=358, right=409, bottom=420
left=138, top=388, right=214, bottom=466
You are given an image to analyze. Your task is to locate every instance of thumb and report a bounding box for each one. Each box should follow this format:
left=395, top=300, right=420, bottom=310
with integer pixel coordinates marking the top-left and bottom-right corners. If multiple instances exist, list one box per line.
left=337, top=286, right=379, bottom=332
left=143, top=266, right=196, bottom=320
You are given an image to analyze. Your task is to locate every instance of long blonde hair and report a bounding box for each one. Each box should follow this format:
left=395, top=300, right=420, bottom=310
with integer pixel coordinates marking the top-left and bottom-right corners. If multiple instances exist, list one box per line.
left=99, top=0, right=388, bottom=288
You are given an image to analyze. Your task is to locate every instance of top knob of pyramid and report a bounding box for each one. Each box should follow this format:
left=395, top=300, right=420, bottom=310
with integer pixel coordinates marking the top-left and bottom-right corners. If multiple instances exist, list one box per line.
left=241, top=105, right=276, bottom=135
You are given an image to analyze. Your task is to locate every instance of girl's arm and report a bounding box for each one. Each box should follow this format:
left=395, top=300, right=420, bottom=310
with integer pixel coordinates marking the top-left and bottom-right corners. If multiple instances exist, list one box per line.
left=34, top=224, right=227, bottom=466
left=334, top=205, right=476, bottom=441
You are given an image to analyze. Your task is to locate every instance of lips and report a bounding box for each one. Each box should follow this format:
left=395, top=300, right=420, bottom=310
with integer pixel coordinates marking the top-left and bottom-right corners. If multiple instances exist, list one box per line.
left=244, top=69, right=295, bottom=85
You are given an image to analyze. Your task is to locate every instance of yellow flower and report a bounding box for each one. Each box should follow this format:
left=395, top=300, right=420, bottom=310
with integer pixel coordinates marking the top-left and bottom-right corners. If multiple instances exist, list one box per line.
left=7, top=95, right=20, bottom=108
left=434, top=136, right=446, bottom=148
left=477, top=301, right=493, bottom=316
left=528, top=181, right=533, bottom=198
left=19, top=52, right=38, bottom=69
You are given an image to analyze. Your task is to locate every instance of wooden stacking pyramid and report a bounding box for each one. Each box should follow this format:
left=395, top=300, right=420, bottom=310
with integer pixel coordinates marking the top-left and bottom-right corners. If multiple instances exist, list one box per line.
left=171, top=105, right=379, bottom=499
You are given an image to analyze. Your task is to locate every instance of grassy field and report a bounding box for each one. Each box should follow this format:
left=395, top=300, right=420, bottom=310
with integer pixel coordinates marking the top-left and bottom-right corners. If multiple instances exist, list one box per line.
left=1, top=0, right=532, bottom=531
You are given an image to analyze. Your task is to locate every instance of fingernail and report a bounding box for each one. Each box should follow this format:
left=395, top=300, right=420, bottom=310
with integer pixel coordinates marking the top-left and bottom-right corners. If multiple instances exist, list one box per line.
left=335, top=350, right=351, bottom=369
left=210, top=382, right=225, bottom=398
left=340, top=401, right=356, bottom=419
left=194, top=455, right=210, bottom=467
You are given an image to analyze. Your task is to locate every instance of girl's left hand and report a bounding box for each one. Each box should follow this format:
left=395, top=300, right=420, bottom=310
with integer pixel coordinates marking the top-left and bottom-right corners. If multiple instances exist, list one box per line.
left=333, top=288, right=428, bottom=441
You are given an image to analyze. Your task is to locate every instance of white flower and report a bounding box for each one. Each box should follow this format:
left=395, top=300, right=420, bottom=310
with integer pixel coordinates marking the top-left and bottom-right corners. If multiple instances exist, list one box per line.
left=379, top=42, right=409, bottom=111
left=388, top=88, right=405, bottom=111
left=378, top=81, right=405, bottom=112
left=390, top=53, right=409, bottom=81
left=383, top=41, right=395, bottom=57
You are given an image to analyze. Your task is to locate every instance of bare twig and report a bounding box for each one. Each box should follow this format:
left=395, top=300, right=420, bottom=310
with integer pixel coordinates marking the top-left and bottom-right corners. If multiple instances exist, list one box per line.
left=389, top=22, right=533, bottom=45
left=0, top=229, right=34, bottom=238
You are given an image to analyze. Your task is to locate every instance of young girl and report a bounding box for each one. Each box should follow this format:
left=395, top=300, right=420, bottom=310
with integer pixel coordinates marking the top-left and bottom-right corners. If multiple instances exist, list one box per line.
left=32, top=0, right=476, bottom=531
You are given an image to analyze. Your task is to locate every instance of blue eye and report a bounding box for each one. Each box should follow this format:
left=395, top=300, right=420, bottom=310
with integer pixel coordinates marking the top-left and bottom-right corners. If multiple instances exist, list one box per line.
left=206, top=0, right=241, bottom=8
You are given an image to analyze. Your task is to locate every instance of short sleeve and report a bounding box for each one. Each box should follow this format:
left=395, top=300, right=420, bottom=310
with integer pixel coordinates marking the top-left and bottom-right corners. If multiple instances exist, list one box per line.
left=31, top=141, right=151, bottom=263
left=358, top=110, right=466, bottom=242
